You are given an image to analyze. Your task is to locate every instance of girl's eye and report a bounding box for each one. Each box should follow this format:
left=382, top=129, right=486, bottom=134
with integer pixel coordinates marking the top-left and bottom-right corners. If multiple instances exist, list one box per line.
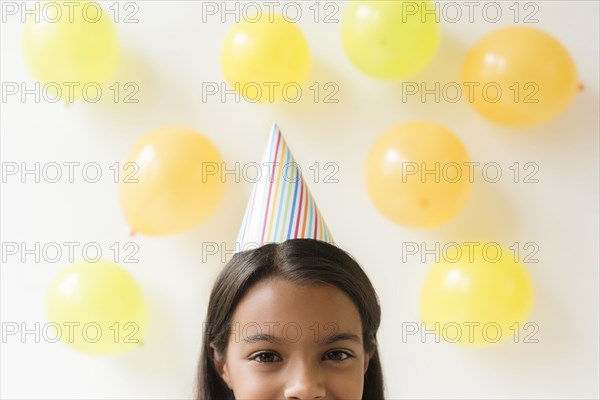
left=323, top=350, right=352, bottom=361
left=252, top=352, right=282, bottom=363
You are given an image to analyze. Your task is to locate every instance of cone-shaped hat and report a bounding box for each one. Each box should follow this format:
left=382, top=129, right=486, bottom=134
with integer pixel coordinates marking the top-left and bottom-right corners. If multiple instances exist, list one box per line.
left=236, top=123, right=334, bottom=252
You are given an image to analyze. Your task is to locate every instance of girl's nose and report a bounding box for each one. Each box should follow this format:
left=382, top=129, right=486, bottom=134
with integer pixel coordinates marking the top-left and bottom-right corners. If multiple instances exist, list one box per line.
left=283, top=362, right=326, bottom=400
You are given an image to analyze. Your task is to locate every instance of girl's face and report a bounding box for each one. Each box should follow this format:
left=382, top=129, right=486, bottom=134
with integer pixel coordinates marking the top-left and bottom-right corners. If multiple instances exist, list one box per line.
left=213, top=277, right=371, bottom=400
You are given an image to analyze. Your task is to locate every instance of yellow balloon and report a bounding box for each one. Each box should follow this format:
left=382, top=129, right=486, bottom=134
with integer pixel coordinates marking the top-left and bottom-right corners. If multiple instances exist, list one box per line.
left=22, top=0, right=119, bottom=103
left=341, top=0, right=440, bottom=79
left=420, top=244, right=534, bottom=346
left=221, top=14, right=310, bottom=102
left=365, top=121, right=471, bottom=227
left=120, top=126, right=225, bottom=236
left=462, top=25, right=579, bottom=126
left=46, top=259, right=147, bottom=355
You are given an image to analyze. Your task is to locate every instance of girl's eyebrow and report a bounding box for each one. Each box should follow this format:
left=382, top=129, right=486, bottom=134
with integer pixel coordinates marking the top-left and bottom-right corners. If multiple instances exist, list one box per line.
left=323, top=332, right=361, bottom=345
left=242, top=333, right=285, bottom=345
left=241, top=331, right=361, bottom=345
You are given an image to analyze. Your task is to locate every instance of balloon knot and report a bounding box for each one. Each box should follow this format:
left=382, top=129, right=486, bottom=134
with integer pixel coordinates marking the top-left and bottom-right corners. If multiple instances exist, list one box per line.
left=578, top=83, right=585, bottom=92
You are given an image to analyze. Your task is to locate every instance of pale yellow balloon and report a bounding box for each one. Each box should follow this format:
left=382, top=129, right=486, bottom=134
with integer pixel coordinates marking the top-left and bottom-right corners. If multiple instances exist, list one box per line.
left=365, top=121, right=471, bottom=227
left=46, top=259, right=147, bottom=355
left=221, top=13, right=311, bottom=102
left=462, top=25, right=579, bottom=126
left=22, top=0, right=119, bottom=102
left=342, top=0, right=440, bottom=79
left=420, top=244, right=534, bottom=346
left=120, top=126, right=225, bottom=236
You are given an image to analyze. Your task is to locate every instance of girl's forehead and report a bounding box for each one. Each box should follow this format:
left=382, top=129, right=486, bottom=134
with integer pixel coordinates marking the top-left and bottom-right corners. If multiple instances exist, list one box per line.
left=230, top=277, right=363, bottom=341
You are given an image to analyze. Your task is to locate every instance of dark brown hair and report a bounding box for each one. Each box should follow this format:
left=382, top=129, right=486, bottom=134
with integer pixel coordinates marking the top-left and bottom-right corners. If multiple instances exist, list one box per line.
left=195, top=238, right=384, bottom=399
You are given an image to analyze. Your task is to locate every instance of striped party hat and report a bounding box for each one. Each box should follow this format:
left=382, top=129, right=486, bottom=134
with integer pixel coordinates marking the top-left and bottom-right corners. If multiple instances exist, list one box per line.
left=236, top=123, right=335, bottom=252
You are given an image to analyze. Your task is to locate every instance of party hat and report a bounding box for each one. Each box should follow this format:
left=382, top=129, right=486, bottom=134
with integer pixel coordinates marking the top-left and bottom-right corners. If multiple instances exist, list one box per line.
left=236, top=123, right=334, bottom=251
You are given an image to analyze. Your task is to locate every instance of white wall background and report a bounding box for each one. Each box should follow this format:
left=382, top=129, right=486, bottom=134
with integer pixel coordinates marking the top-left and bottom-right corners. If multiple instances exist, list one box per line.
left=1, top=1, right=599, bottom=399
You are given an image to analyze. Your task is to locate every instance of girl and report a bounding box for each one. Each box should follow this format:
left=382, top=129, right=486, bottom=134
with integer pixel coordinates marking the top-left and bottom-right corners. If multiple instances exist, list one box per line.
left=195, top=238, right=384, bottom=399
